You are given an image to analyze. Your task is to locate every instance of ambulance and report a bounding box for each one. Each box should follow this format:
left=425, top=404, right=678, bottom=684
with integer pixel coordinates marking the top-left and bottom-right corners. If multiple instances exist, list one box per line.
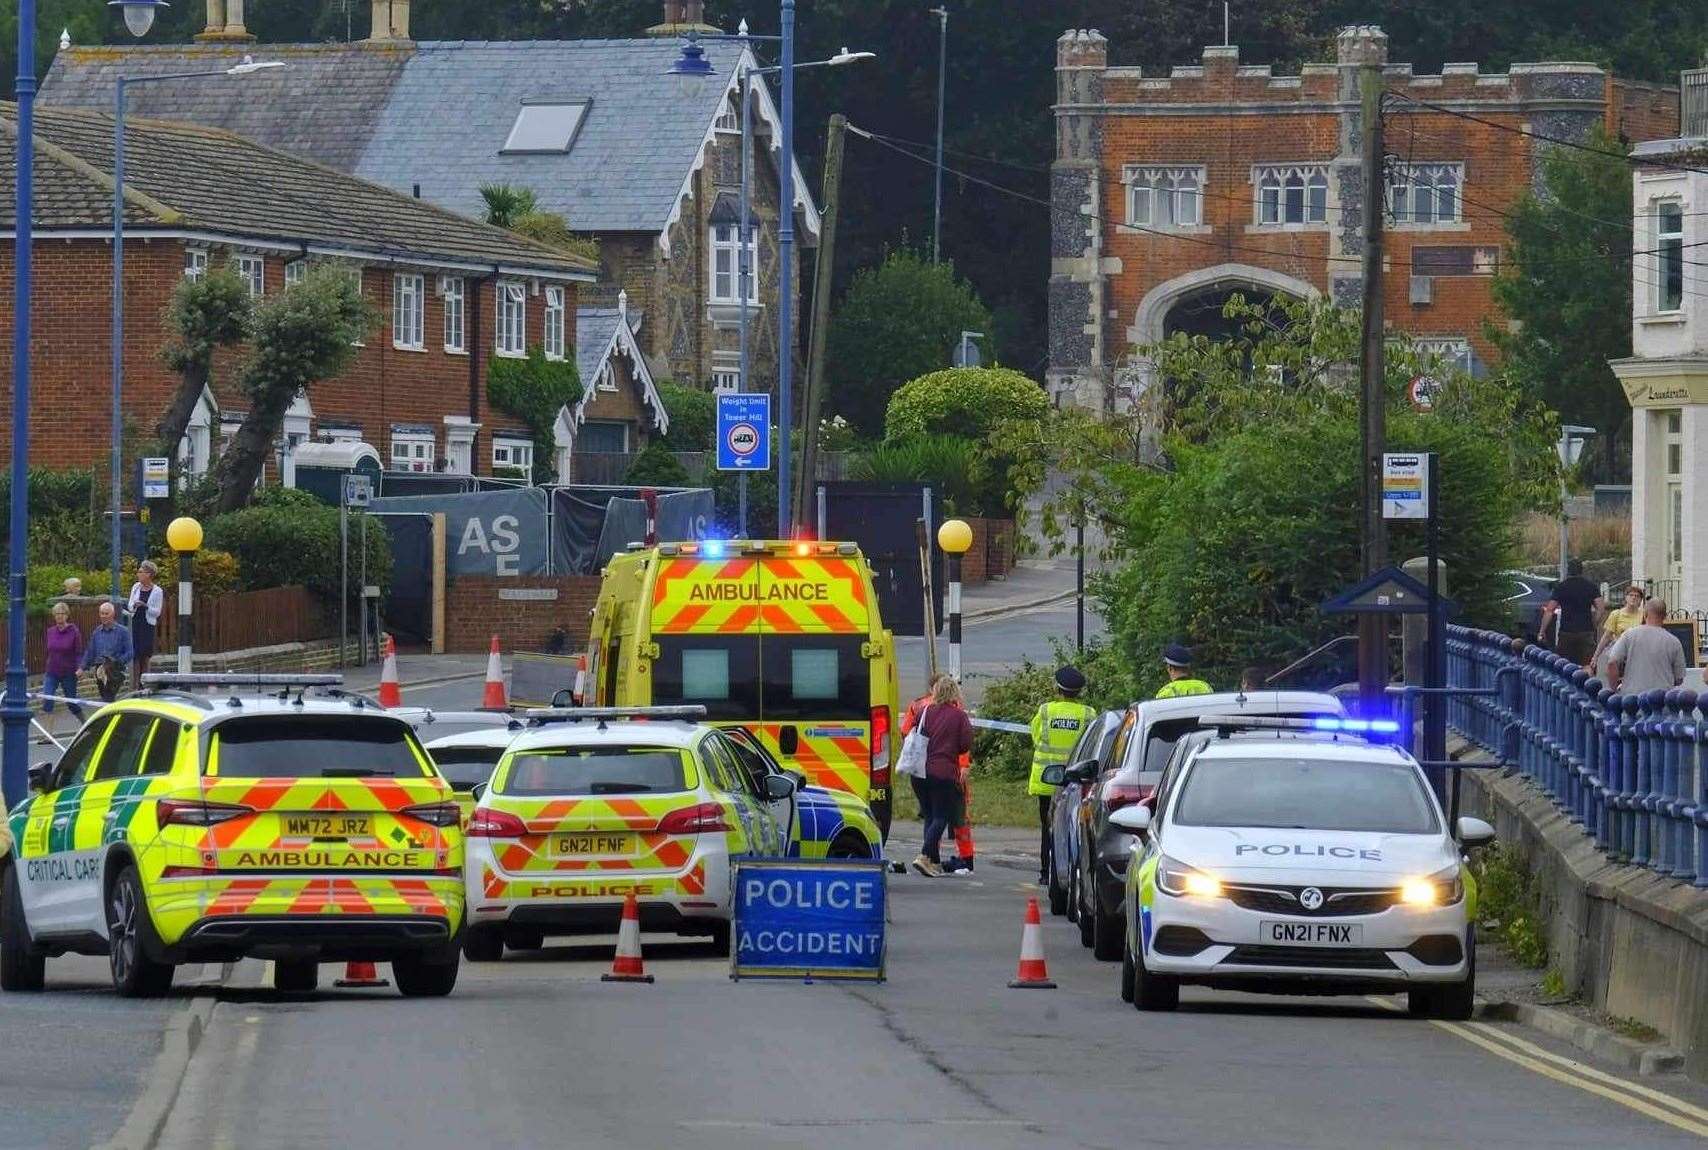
left=584, top=540, right=899, bottom=837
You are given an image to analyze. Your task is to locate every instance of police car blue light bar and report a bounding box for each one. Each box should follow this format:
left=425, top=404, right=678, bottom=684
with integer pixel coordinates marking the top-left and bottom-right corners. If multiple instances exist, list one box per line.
left=141, top=673, right=344, bottom=689
left=526, top=705, right=709, bottom=724
left=1312, top=717, right=1401, bottom=734
left=1196, top=714, right=1401, bottom=738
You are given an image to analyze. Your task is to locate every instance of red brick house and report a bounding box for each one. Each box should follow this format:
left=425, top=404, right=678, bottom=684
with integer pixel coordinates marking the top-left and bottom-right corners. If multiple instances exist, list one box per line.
left=0, top=103, right=666, bottom=483
left=1048, top=25, right=1679, bottom=414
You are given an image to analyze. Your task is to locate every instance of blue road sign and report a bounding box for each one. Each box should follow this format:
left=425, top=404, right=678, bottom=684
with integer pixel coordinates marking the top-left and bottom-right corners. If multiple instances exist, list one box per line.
left=731, top=858, right=886, bottom=981
left=716, top=392, right=771, bottom=472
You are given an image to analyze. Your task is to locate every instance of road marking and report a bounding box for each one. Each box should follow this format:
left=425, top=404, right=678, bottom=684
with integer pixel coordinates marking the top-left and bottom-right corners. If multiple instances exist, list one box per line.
left=1364, top=996, right=1708, bottom=1138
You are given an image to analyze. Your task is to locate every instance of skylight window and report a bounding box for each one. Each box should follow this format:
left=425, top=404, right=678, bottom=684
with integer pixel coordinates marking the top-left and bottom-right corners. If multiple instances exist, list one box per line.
left=502, top=100, right=590, bottom=154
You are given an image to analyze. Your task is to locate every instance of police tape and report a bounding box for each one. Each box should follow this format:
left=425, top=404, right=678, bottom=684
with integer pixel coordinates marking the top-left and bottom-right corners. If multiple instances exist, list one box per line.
left=971, top=718, right=1031, bottom=737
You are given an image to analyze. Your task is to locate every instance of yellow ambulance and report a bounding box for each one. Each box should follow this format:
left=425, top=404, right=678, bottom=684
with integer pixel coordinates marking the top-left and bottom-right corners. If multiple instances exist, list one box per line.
left=585, top=539, right=899, bottom=837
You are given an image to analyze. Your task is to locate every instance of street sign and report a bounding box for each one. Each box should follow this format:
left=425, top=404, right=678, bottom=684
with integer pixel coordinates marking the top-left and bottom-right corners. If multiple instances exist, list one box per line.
left=1408, top=375, right=1439, bottom=412
left=1382, top=453, right=1428, bottom=520
left=343, top=473, right=373, bottom=508
left=731, top=858, right=886, bottom=981
left=716, top=392, right=771, bottom=472
left=141, top=457, right=171, bottom=500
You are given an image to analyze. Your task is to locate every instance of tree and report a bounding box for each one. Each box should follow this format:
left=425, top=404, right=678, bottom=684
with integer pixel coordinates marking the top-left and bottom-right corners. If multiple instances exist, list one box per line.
left=884, top=366, right=1049, bottom=442
left=827, top=249, right=993, bottom=438
left=1490, top=126, right=1635, bottom=482
left=157, top=266, right=250, bottom=495
left=210, top=266, right=372, bottom=512
left=479, top=183, right=538, bottom=229
left=623, top=441, right=691, bottom=487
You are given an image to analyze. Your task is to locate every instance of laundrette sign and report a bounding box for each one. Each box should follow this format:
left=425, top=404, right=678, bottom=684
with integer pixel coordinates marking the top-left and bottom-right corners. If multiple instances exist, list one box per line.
left=731, top=859, right=886, bottom=981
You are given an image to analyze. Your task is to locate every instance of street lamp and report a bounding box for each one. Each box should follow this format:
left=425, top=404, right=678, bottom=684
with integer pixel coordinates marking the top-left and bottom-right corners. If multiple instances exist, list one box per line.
left=937, top=519, right=973, bottom=682
left=667, top=14, right=872, bottom=538
left=164, top=515, right=202, bottom=673
left=108, top=0, right=168, bottom=38
left=1557, top=424, right=1596, bottom=582
left=108, top=55, right=285, bottom=613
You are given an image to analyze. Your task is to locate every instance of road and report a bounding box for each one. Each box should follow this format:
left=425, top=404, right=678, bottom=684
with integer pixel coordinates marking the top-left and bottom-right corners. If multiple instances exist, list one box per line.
left=136, top=866, right=1708, bottom=1150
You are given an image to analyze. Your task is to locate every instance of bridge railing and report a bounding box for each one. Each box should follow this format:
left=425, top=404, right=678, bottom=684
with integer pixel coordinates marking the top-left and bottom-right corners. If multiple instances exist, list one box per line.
left=1445, top=625, right=1707, bottom=888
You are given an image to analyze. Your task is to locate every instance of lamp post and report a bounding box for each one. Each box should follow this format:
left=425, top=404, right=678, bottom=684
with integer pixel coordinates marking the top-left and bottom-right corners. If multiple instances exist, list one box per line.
left=1557, top=424, right=1595, bottom=582
left=937, top=519, right=972, bottom=682
left=165, top=515, right=202, bottom=673
left=670, top=21, right=872, bottom=539
left=109, top=50, right=285, bottom=609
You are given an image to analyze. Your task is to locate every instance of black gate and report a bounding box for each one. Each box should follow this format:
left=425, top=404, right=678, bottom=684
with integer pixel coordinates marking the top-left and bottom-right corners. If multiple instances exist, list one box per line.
left=819, top=483, right=942, bottom=637
left=374, top=513, right=434, bottom=646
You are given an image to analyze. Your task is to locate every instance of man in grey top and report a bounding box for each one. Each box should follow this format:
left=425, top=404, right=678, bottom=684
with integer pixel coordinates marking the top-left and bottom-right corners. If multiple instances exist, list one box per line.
left=1606, top=599, right=1687, bottom=696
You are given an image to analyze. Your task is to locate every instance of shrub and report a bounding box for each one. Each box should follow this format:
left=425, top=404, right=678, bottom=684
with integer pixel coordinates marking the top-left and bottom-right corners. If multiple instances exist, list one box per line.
left=206, top=501, right=390, bottom=603
left=966, top=641, right=1135, bottom=782
left=884, top=367, right=1049, bottom=443
left=656, top=381, right=716, bottom=452
left=852, top=435, right=986, bottom=516
left=622, top=442, right=692, bottom=487
left=487, top=350, right=582, bottom=485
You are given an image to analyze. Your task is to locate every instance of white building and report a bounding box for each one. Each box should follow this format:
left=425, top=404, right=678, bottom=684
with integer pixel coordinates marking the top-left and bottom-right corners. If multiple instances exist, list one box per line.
left=1613, top=69, right=1708, bottom=610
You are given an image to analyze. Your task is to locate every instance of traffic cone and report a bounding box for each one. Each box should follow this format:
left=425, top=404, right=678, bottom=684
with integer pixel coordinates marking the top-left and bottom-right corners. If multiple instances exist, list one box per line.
left=376, top=634, right=402, bottom=709
left=601, top=892, right=654, bottom=984
left=571, top=654, right=588, bottom=706
left=334, top=960, right=390, bottom=988
left=481, top=635, right=507, bottom=709
left=1007, top=896, right=1057, bottom=989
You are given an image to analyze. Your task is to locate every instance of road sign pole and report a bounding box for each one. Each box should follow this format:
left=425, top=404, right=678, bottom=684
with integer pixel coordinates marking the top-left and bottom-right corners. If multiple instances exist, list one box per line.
left=1425, top=453, right=1446, bottom=801
left=339, top=494, right=348, bottom=669
left=739, top=472, right=748, bottom=537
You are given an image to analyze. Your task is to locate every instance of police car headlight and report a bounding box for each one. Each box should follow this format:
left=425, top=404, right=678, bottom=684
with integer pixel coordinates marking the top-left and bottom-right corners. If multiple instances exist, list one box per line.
left=1400, top=865, right=1464, bottom=908
left=1157, top=855, right=1223, bottom=900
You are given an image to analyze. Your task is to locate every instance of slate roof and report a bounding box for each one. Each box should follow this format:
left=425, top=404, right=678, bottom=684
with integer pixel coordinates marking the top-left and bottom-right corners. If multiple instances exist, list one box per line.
left=0, top=104, right=597, bottom=278
left=40, top=39, right=816, bottom=238
left=575, top=304, right=665, bottom=432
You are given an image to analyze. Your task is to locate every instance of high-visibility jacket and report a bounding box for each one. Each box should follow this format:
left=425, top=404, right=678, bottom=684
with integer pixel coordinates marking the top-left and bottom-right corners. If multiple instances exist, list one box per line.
left=1156, top=678, right=1213, bottom=699
left=1027, top=698, right=1098, bottom=796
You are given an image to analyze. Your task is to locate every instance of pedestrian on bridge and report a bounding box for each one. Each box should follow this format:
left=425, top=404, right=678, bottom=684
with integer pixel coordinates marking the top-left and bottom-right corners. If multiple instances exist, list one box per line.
left=1588, top=583, right=1645, bottom=676
left=1027, top=666, right=1097, bottom=885
left=910, top=675, right=973, bottom=878
left=1155, top=643, right=1212, bottom=699
left=1538, top=559, right=1602, bottom=665
left=1605, top=598, right=1685, bottom=697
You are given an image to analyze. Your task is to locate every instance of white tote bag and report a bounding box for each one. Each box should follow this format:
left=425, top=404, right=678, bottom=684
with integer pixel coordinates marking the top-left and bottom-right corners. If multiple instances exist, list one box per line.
left=896, top=706, right=931, bottom=779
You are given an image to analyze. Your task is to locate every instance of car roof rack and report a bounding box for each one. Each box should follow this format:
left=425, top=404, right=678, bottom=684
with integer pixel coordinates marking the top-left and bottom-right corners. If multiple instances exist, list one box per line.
left=524, top=705, right=708, bottom=731
left=1195, top=714, right=1401, bottom=740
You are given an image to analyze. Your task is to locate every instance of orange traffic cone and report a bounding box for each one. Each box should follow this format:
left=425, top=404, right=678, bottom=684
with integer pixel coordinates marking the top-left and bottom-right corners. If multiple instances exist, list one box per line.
left=377, top=634, right=402, bottom=709
left=481, top=635, right=507, bottom=709
left=601, top=892, right=654, bottom=984
left=1008, top=896, right=1056, bottom=989
left=334, top=960, right=390, bottom=988
left=571, top=654, right=588, bottom=706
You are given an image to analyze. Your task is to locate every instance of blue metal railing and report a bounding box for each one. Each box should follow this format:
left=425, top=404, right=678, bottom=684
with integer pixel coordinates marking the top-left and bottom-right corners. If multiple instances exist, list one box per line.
left=1446, top=626, right=1708, bottom=887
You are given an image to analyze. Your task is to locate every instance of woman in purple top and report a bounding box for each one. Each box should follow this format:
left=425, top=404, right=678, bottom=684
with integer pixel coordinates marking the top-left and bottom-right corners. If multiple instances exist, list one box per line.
left=42, top=600, right=85, bottom=721
left=910, top=676, right=974, bottom=878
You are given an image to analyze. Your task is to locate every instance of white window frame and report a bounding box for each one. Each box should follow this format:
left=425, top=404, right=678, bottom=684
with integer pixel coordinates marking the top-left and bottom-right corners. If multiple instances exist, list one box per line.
left=342, top=265, right=366, bottom=346
left=496, top=281, right=527, bottom=357
left=323, top=425, right=363, bottom=444
left=184, top=248, right=209, bottom=281
left=1388, top=163, right=1463, bottom=227
left=392, top=273, right=426, bottom=351
left=1655, top=201, right=1684, bottom=314
left=712, top=369, right=741, bottom=392
left=442, top=276, right=466, bottom=354
left=709, top=222, right=759, bottom=305
left=390, top=431, right=436, bottom=473
left=714, top=98, right=740, bottom=133
left=284, top=259, right=306, bottom=287
left=543, top=286, right=566, bottom=361
left=235, top=254, right=265, bottom=298
left=1414, top=337, right=1473, bottom=375
left=492, top=436, right=535, bottom=474
left=1122, top=165, right=1205, bottom=231
left=1253, top=164, right=1329, bottom=227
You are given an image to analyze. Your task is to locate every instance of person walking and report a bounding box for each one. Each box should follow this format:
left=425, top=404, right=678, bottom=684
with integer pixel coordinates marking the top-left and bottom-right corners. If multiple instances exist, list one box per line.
left=41, top=601, right=85, bottom=724
left=1156, top=643, right=1212, bottom=698
left=1588, top=583, right=1645, bottom=676
left=82, top=600, right=134, bottom=703
left=1605, top=599, right=1686, bottom=697
left=910, top=676, right=973, bottom=878
left=1027, top=666, right=1097, bottom=884
left=127, top=560, right=165, bottom=682
left=1538, top=559, right=1602, bottom=665
left=901, top=674, right=976, bottom=872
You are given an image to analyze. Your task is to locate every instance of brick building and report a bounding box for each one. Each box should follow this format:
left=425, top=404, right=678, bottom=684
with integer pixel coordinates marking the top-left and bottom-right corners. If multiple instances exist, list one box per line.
left=1049, top=25, right=1679, bottom=414
left=0, top=103, right=614, bottom=480
left=42, top=0, right=819, bottom=402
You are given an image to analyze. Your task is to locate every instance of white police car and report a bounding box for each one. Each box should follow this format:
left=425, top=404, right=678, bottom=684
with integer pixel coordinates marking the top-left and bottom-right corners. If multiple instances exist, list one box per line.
left=1113, top=717, right=1493, bottom=1018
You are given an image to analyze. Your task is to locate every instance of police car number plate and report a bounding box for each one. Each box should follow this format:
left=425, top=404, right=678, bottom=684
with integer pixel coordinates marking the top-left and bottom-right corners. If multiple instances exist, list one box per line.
left=1261, top=921, right=1363, bottom=946
left=551, top=833, right=633, bottom=856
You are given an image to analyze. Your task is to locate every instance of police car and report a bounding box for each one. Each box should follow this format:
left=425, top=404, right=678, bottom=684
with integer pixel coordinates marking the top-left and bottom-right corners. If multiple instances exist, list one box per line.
left=1112, top=717, right=1492, bottom=1018
left=422, top=725, right=523, bottom=824
left=2, top=675, right=464, bottom=998
left=462, top=707, right=799, bottom=959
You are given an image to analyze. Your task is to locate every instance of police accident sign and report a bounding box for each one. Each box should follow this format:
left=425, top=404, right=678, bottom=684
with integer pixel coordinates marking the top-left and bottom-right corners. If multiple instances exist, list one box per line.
left=731, top=859, right=886, bottom=981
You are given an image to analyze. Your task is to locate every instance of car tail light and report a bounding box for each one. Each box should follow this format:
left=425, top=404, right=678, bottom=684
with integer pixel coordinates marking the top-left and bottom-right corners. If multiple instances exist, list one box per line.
left=869, top=705, right=891, bottom=787
left=466, top=808, right=528, bottom=838
left=157, top=799, right=252, bottom=827
left=402, top=802, right=461, bottom=828
left=1103, top=782, right=1153, bottom=814
left=656, top=802, right=729, bottom=835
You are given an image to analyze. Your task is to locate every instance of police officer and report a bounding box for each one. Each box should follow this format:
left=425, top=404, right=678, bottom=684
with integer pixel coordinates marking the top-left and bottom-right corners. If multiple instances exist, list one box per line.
left=1155, top=642, right=1212, bottom=698
left=1027, top=666, right=1097, bottom=884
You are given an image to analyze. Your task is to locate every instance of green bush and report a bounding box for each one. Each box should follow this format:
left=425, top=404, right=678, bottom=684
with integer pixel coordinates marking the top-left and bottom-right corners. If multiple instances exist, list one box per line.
left=884, top=367, right=1049, bottom=443
left=656, top=381, right=716, bottom=452
left=622, top=442, right=692, bottom=487
left=852, top=435, right=986, bottom=516
left=1470, top=843, right=1549, bottom=968
left=968, top=641, right=1136, bottom=782
left=206, top=501, right=390, bottom=603
left=488, top=350, right=582, bottom=485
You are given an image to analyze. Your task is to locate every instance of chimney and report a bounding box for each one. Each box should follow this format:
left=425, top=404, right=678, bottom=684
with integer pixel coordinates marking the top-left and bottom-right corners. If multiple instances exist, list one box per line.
left=1336, top=25, right=1389, bottom=67
left=369, top=0, right=412, bottom=43
left=194, top=0, right=256, bottom=42
left=647, top=0, right=717, bottom=38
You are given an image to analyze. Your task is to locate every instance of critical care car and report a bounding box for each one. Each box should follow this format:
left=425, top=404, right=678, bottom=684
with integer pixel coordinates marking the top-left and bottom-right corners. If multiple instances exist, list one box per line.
left=1113, top=717, right=1492, bottom=1018
left=1, top=675, right=465, bottom=998
left=462, top=707, right=804, bottom=960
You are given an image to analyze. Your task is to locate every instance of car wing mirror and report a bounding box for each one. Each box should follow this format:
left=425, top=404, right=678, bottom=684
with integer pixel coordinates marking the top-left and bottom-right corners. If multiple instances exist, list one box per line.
left=763, top=773, right=798, bottom=801
left=1039, top=764, right=1066, bottom=787
left=1108, top=805, right=1153, bottom=835
left=470, top=781, right=489, bottom=801
left=551, top=688, right=574, bottom=707
left=27, top=762, right=52, bottom=794
left=1066, top=759, right=1099, bottom=783
left=1456, top=816, right=1495, bottom=848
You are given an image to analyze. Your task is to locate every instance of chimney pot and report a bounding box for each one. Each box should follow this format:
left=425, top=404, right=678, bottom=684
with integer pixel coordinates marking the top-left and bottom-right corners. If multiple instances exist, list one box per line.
left=1336, top=25, right=1389, bottom=67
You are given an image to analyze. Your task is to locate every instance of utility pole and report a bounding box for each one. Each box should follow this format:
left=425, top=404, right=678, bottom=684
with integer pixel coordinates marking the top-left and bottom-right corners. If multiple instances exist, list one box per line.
left=796, top=114, right=846, bottom=532
left=931, top=6, right=947, bottom=262
left=777, top=0, right=796, bottom=537
left=1357, top=61, right=1388, bottom=706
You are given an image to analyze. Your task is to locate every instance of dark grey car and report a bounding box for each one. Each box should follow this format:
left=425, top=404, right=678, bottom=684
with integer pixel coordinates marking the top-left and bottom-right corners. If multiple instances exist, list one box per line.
left=1045, top=711, right=1122, bottom=917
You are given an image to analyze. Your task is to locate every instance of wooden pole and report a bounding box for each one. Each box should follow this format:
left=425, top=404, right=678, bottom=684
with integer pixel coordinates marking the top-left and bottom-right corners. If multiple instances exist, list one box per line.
left=1357, top=63, right=1389, bottom=708
left=796, top=114, right=846, bottom=533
